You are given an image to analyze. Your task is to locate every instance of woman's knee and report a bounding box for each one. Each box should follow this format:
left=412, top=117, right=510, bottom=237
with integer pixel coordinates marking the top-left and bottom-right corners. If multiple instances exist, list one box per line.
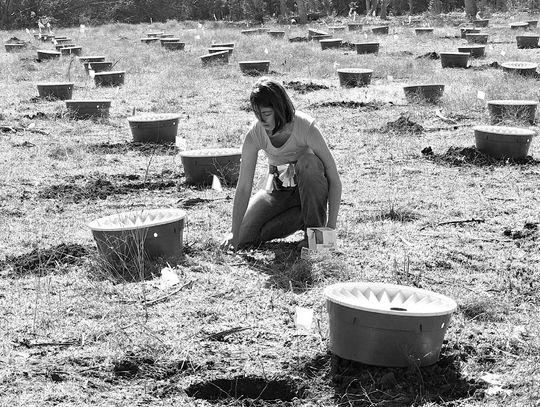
left=296, top=153, right=324, bottom=174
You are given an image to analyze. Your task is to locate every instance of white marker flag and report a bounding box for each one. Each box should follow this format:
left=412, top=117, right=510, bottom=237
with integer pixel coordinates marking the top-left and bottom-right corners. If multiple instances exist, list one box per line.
left=477, top=90, right=486, bottom=100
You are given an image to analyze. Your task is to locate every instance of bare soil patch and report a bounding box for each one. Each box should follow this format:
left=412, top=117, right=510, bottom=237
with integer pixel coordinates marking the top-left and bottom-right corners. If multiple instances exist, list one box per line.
left=381, top=114, right=424, bottom=133
left=311, top=101, right=383, bottom=109
left=422, top=146, right=540, bottom=166
left=86, top=141, right=179, bottom=156
left=283, top=80, right=330, bottom=94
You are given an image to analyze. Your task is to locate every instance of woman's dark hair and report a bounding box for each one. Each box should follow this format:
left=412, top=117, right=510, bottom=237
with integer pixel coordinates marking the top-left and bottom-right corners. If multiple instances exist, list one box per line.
left=250, top=77, right=295, bottom=133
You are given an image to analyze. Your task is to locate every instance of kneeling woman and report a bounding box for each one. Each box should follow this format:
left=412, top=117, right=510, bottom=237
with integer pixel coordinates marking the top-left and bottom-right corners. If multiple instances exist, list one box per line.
left=221, top=78, right=342, bottom=250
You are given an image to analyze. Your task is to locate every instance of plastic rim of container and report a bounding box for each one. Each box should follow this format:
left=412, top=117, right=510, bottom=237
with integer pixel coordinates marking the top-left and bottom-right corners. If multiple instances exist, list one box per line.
left=501, top=61, right=538, bottom=70
left=88, top=208, right=186, bottom=232
left=473, top=125, right=536, bottom=137
left=337, top=68, right=373, bottom=74
left=127, top=113, right=180, bottom=123
left=324, top=282, right=457, bottom=317
left=487, top=99, right=538, bottom=106
left=179, top=147, right=241, bottom=158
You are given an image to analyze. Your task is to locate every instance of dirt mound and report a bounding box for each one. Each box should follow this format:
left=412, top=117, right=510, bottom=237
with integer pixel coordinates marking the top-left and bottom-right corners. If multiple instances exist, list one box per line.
left=288, top=36, right=309, bottom=42
left=469, top=61, right=501, bottom=71
left=7, top=37, right=25, bottom=44
left=416, top=51, right=439, bottom=60
left=2, top=243, right=91, bottom=276
left=39, top=174, right=180, bottom=202
left=340, top=41, right=356, bottom=50
left=422, top=146, right=540, bottom=166
left=185, top=375, right=305, bottom=402
left=311, top=101, right=383, bottom=109
left=86, top=141, right=179, bottom=156
left=503, top=222, right=538, bottom=240
left=283, top=80, right=329, bottom=93
left=381, top=114, right=424, bottom=133
left=113, top=354, right=197, bottom=380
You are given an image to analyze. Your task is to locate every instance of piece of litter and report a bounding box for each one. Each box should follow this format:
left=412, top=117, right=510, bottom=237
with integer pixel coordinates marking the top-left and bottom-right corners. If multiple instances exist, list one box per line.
left=486, top=386, right=512, bottom=396
left=264, top=47, right=269, bottom=54
left=480, top=373, right=504, bottom=386
left=160, top=267, right=180, bottom=289
left=394, top=34, right=399, bottom=39
left=477, top=90, right=486, bottom=100
left=211, top=174, right=223, bottom=191
left=364, top=33, right=368, bottom=38
left=198, top=22, right=203, bottom=28
left=194, top=35, right=201, bottom=40
left=333, top=61, right=340, bottom=69
left=295, top=306, right=313, bottom=330
left=387, top=75, right=394, bottom=81
left=500, top=50, right=506, bottom=56
left=89, top=69, right=95, bottom=79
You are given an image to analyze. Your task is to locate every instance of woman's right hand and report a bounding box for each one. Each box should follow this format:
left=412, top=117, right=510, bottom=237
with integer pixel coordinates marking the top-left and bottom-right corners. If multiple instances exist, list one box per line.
left=220, top=233, right=237, bottom=251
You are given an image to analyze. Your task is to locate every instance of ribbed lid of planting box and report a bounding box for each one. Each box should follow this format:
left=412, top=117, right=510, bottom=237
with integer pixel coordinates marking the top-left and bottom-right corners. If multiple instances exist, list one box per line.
left=501, top=61, right=538, bottom=70
left=89, top=208, right=186, bottom=232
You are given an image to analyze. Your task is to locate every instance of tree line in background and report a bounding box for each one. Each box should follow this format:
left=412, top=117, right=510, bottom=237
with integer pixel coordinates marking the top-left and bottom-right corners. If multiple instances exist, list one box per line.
left=0, top=0, right=538, bottom=29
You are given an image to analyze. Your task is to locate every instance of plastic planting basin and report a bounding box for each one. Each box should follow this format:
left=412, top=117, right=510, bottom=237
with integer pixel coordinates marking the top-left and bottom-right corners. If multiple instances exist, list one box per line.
left=337, top=68, right=373, bottom=88
left=474, top=125, right=535, bottom=159
left=440, top=52, right=469, bottom=68
left=355, top=42, right=379, bottom=54
left=83, top=61, right=113, bottom=73
left=37, top=82, right=74, bottom=100
left=200, top=51, right=229, bottom=66
left=160, top=34, right=175, bottom=38
left=94, top=71, right=125, bottom=87
left=465, top=33, right=488, bottom=44
left=516, top=35, right=539, bottom=49
left=487, top=100, right=538, bottom=125
left=460, top=27, right=480, bottom=38
left=528, top=20, right=538, bottom=28
left=324, top=282, right=457, bottom=367
left=78, top=56, right=106, bottom=63
left=415, top=27, right=434, bottom=35
left=55, top=44, right=75, bottom=50
left=308, top=28, right=329, bottom=39
left=403, top=84, right=445, bottom=103
left=258, top=27, right=270, bottom=33
left=127, top=113, right=180, bottom=143
left=89, top=208, right=186, bottom=271
left=241, top=29, right=259, bottom=35
left=268, top=30, right=285, bottom=38
left=320, top=38, right=342, bottom=50
left=371, top=26, right=389, bottom=34
left=510, top=22, right=529, bottom=29
left=65, top=100, right=111, bottom=119
left=211, top=43, right=235, bottom=48
left=5, top=43, right=26, bottom=52
left=312, top=34, right=333, bottom=42
left=208, top=47, right=233, bottom=55
left=347, top=23, right=363, bottom=31
left=160, top=38, right=181, bottom=44
left=473, top=19, right=489, bottom=27
left=37, top=50, right=61, bottom=60
left=329, top=26, right=346, bottom=32
left=179, top=148, right=242, bottom=185
left=501, top=61, right=538, bottom=77
left=163, top=41, right=185, bottom=50
left=147, top=32, right=164, bottom=37
left=457, top=45, right=485, bottom=58
left=140, top=37, right=160, bottom=43
left=239, top=60, right=270, bottom=76
left=60, top=46, right=82, bottom=56
left=55, top=38, right=72, bottom=44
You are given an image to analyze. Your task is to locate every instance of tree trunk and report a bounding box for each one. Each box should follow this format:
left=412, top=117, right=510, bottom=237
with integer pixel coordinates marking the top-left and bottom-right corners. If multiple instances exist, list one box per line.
left=380, top=0, right=390, bottom=19
left=464, top=0, right=477, bottom=19
left=431, top=0, right=442, bottom=14
left=296, top=0, right=307, bottom=23
left=279, top=0, right=289, bottom=17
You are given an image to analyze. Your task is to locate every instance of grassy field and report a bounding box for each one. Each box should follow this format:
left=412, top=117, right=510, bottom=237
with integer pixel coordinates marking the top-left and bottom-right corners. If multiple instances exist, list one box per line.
left=1, top=11, right=540, bottom=406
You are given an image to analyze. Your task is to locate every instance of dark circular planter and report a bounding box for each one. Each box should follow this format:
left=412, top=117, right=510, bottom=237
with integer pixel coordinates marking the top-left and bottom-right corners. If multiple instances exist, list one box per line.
left=37, top=50, right=61, bottom=60
left=55, top=38, right=72, bottom=44
left=372, top=25, right=389, bottom=35
left=78, top=55, right=106, bottom=64
left=501, top=61, right=538, bottom=77
left=65, top=100, right=111, bottom=119
left=460, top=27, right=480, bottom=39
left=487, top=100, right=538, bottom=124
left=528, top=20, right=538, bottom=28
left=208, top=46, right=233, bottom=56
left=54, top=36, right=68, bottom=41
left=355, top=42, right=379, bottom=54
left=308, top=28, right=329, bottom=39
left=160, top=34, right=175, bottom=38
left=348, top=23, right=363, bottom=31
left=37, top=82, right=74, bottom=100
left=239, top=60, right=270, bottom=76
left=5, top=43, right=26, bottom=52
left=160, top=37, right=181, bottom=44
left=179, top=148, right=242, bottom=185
left=147, top=32, right=164, bottom=38
left=60, top=46, right=82, bottom=56
left=84, top=61, right=113, bottom=74
left=510, top=22, right=529, bottom=30
left=268, top=30, right=285, bottom=38
left=473, top=19, right=489, bottom=27
left=55, top=44, right=75, bottom=51
left=516, top=35, right=539, bottom=49
left=320, top=38, right=342, bottom=50
left=200, top=50, right=229, bottom=66
left=128, top=113, right=180, bottom=143
left=474, top=125, right=535, bottom=159
left=457, top=45, right=485, bottom=58
left=88, top=208, right=186, bottom=277
left=94, top=71, right=125, bottom=87
left=140, top=37, right=160, bottom=44
left=211, top=42, right=235, bottom=49
left=312, top=34, right=333, bottom=42
left=466, top=33, right=488, bottom=44
left=329, top=26, right=346, bottom=32
left=415, top=27, right=434, bottom=35
left=258, top=27, right=270, bottom=33
left=337, top=68, right=373, bottom=87
left=403, top=84, right=445, bottom=103
left=162, top=41, right=186, bottom=51
left=440, top=52, right=469, bottom=68
left=241, top=29, right=259, bottom=35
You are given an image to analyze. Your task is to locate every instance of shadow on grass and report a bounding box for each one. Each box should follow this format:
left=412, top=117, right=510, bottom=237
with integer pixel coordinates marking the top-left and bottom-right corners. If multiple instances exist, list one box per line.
left=300, top=350, right=486, bottom=406
left=86, top=141, right=179, bottom=156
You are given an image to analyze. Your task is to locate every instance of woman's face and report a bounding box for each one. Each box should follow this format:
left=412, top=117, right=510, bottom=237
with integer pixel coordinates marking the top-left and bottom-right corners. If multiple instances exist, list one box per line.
left=257, top=106, right=275, bottom=134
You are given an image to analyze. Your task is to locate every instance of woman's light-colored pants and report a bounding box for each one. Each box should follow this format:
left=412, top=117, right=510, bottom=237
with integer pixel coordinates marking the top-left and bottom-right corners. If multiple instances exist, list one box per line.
left=238, top=153, right=328, bottom=247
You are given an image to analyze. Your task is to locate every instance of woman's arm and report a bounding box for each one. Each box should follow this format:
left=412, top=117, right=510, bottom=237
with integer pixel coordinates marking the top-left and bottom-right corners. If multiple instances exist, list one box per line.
left=224, top=133, right=259, bottom=249
left=306, top=123, right=342, bottom=229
